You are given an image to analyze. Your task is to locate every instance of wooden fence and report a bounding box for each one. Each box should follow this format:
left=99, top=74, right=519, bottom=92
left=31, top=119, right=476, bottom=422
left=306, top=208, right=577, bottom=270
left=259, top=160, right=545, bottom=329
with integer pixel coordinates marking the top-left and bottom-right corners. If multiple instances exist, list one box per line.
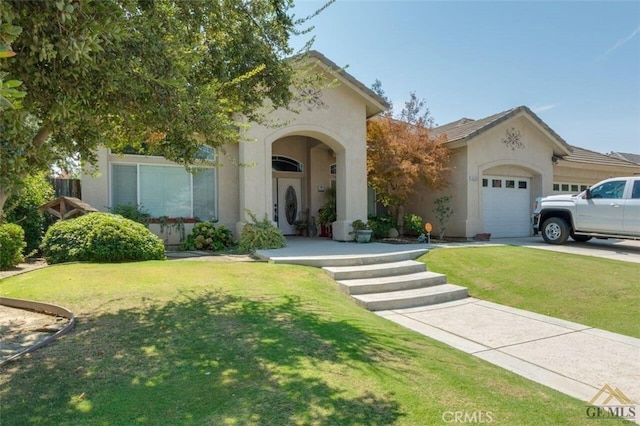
left=47, top=178, right=81, bottom=199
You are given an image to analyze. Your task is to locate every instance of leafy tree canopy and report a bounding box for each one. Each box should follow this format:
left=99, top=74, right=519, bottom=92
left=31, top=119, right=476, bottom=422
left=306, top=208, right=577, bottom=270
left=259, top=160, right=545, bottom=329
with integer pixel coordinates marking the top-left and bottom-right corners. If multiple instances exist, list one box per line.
left=367, top=90, right=451, bottom=231
left=0, top=0, right=329, bottom=215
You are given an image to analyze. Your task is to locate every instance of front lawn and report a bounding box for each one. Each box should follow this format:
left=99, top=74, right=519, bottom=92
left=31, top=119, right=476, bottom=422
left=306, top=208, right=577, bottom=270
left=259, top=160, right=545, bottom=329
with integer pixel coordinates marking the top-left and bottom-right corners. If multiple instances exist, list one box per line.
left=423, top=246, right=640, bottom=338
left=0, top=261, right=624, bottom=425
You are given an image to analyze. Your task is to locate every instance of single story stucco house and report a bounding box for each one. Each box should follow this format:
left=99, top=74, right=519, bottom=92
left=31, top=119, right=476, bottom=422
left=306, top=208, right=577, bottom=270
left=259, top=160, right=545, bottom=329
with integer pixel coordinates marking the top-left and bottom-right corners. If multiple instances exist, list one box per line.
left=82, top=51, right=389, bottom=244
left=82, top=51, right=640, bottom=243
left=406, top=106, right=640, bottom=238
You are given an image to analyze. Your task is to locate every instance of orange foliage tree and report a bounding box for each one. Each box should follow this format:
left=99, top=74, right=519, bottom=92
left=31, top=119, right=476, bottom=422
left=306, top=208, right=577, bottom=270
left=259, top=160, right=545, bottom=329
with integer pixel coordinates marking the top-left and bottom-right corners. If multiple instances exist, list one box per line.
left=366, top=92, right=451, bottom=233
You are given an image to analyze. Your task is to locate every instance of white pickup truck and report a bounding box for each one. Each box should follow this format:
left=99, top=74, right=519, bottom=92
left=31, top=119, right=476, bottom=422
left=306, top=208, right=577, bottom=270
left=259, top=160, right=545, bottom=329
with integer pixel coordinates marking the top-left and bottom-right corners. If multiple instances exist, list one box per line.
left=532, top=176, right=640, bottom=244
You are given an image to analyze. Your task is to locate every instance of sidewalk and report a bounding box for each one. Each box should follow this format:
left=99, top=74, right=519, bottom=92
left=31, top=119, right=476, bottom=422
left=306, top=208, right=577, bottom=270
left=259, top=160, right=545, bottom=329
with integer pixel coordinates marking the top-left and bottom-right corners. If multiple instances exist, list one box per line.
left=378, top=298, right=640, bottom=423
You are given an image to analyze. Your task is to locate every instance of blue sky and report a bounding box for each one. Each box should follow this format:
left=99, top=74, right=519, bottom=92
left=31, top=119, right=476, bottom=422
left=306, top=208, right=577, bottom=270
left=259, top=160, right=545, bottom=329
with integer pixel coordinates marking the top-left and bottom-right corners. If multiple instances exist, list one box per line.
left=291, top=1, right=640, bottom=155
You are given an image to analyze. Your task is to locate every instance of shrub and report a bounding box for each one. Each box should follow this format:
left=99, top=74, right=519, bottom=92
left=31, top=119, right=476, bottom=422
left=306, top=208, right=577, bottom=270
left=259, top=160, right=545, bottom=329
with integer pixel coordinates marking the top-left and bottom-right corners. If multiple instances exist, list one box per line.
left=238, top=211, right=286, bottom=253
left=4, top=173, right=55, bottom=254
left=403, top=213, right=423, bottom=236
left=183, top=222, right=234, bottom=251
left=0, top=223, right=26, bottom=270
left=433, top=195, right=454, bottom=240
left=109, top=203, right=151, bottom=225
left=41, top=213, right=165, bottom=264
left=368, top=214, right=395, bottom=239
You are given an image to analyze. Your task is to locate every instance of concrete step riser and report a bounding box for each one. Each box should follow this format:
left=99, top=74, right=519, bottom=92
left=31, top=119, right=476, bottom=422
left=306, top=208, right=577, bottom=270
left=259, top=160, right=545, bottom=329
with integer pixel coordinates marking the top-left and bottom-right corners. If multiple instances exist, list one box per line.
left=355, top=287, right=469, bottom=311
left=338, top=273, right=447, bottom=295
left=270, top=249, right=429, bottom=268
left=327, top=262, right=426, bottom=280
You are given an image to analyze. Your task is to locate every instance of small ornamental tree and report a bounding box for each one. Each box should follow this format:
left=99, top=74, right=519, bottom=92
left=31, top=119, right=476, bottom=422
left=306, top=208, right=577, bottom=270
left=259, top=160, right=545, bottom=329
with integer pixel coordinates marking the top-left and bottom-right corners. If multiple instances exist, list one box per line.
left=433, top=195, right=454, bottom=241
left=367, top=91, right=451, bottom=233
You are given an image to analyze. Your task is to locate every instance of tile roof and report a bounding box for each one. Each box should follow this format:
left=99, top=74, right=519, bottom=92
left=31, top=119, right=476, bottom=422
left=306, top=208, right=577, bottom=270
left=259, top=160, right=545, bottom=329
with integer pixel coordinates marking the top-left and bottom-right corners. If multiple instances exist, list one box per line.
left=430, top=105, right=570, bottom=152
left=608, top=151, right=640, bottom=165
left=562, top=146, right=640, bottom=168
left=306, top=50, right=390, bottom=117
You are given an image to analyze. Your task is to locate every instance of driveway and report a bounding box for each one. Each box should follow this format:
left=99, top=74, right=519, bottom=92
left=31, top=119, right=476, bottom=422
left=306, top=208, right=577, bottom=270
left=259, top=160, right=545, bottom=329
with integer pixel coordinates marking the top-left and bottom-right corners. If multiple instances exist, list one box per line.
left=434, top=236, right=640, bottom=264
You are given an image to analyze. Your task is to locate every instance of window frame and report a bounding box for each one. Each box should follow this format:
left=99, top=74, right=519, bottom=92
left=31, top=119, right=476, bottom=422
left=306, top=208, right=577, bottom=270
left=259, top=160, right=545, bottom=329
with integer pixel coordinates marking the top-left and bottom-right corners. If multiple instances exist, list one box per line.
left=110, top=161, right=218, bottom=220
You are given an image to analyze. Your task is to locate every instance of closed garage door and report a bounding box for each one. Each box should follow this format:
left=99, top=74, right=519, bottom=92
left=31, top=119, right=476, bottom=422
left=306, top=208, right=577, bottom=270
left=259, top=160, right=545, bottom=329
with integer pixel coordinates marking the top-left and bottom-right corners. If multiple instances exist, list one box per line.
left=482, top=176, right=531, bottom=238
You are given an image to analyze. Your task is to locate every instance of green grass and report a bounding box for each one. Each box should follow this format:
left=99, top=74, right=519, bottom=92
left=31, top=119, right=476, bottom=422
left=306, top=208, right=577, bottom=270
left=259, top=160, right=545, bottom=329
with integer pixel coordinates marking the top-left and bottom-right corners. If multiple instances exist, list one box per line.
left=423, top=246, right=640, bottom=338
left=0, top=260, right=628, bottom=425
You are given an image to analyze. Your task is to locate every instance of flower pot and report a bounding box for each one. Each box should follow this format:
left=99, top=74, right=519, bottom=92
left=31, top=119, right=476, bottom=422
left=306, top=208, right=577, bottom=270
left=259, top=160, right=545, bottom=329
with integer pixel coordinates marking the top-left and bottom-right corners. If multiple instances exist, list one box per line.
left=355, top=229, right=373, bottom=243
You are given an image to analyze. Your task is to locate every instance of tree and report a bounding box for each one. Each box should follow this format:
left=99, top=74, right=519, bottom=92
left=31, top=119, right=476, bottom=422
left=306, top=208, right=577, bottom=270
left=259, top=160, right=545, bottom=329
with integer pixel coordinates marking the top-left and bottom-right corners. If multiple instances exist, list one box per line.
left=4, top=172, right=54, bottom=254
left=0, top=5, right=25, bottom=111
left=366, top=92, right=451, bottom=233
left=0, top=0, right=329, bottom=217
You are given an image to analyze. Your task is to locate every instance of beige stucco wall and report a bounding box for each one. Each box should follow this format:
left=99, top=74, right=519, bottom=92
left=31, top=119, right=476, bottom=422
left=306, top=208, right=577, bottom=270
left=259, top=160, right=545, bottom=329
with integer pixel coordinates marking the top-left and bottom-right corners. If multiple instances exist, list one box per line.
left=406, top=113, right=561, bottom=238
left=81, top=146, right=233, bottom=246
left=82, top=59, right=380, bottom=243
left=551, top=161, right=640, bottom=194
left=237, top=66, right=371, bottom=241
left=405, top=146, right=467, bottom=238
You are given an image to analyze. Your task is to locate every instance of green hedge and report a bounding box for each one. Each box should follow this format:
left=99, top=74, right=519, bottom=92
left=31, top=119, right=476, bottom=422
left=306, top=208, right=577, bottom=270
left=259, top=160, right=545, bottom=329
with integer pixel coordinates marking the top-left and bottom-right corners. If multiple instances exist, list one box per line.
left=41, top=213, right=166, bottom=264
left=368, top=214, right=395, bottom=239
left=0, top=223, right=26, bottom=270
left=403, top=213, right=423, bottom=236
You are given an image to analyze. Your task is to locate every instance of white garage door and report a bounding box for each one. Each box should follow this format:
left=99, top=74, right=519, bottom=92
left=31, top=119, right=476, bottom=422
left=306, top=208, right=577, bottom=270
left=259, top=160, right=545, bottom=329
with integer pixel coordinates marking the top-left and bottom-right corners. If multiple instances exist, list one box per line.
left=482, top=176, right=531, bottom=238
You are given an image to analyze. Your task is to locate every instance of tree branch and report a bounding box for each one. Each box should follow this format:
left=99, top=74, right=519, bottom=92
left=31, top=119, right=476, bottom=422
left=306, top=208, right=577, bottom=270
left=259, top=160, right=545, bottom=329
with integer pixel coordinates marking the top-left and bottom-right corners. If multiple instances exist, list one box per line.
left=32, top=126, right=51, bottom=148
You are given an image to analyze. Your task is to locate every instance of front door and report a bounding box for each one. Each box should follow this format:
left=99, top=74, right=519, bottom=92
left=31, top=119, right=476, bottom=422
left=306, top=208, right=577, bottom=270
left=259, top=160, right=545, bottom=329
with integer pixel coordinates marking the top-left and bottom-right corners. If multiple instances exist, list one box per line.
left=273, top=178, right=302, bottom=235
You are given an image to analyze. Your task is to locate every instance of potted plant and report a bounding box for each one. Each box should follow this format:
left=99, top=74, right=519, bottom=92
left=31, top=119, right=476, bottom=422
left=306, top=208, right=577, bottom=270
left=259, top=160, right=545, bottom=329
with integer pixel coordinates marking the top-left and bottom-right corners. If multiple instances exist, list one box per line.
left=294, top=219, right=309, bottom=236
left=318, top=186, right=337, bottom=238
left=351, top=219, right=373, bottom=243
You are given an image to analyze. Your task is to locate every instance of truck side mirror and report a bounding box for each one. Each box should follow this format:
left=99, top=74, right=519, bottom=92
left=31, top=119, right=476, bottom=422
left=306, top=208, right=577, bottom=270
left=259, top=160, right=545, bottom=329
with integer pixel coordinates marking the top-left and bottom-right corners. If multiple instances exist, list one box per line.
left=585, top=188, right=591, bottom=199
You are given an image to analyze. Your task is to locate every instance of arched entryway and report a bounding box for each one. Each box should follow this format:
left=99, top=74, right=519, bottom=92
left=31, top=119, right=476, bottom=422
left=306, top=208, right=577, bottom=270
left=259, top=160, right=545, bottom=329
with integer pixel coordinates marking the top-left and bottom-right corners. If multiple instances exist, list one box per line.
left=264, top=124, right=368, bottom=240
left=270, top=134, right=339, bottom=236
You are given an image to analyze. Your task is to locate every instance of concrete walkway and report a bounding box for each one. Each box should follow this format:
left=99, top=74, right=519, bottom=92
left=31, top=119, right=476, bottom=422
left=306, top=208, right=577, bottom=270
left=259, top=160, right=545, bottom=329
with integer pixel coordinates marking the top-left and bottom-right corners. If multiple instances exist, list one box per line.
left=259, top=236, right=640, bottom=423
left=378, top=299, right=639, bottom=423
left=258, top=235, right=640, bottom=264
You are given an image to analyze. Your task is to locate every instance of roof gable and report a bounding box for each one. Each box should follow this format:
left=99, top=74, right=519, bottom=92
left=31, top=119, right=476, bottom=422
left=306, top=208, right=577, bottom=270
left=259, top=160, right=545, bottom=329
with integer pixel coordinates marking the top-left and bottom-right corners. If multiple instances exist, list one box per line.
left=430, top=105, right=572, bottom=156
left=307, top=50, right=389, bottom=118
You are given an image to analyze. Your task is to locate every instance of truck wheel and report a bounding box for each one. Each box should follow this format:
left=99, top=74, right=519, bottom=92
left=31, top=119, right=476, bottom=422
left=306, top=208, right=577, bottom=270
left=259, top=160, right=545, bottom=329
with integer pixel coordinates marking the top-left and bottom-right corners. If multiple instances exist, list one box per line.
left=570, top=233, right=592, bottom=243
left=541, top=217, right=569, bottom=244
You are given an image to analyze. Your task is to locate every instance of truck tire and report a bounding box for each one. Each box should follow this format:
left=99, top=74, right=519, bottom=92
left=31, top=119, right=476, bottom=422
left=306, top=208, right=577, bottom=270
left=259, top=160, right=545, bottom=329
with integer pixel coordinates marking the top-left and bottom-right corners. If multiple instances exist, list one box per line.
left=541, top=217, right=570, bottom=244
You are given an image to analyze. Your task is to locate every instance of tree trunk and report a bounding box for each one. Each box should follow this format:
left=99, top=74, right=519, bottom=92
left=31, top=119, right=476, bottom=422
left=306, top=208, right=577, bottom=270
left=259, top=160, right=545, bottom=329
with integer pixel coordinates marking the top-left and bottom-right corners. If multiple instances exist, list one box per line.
left=33, top=126, right=51, bottom=149
left=0, top=186, right=9, bottom=221
left=396, top=205, right=405, bottom=236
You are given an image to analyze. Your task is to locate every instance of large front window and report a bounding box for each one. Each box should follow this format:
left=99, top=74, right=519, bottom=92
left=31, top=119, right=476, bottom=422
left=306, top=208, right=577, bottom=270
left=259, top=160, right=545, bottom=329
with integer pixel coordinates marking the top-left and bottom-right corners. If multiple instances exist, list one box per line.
left=111, top=164, right=217, bottom=220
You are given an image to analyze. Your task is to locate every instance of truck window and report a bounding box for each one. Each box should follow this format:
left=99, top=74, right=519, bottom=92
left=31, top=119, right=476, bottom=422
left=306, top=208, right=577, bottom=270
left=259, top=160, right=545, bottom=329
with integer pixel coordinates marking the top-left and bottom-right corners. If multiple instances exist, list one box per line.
left=632, top=181, right=640, bottom=199
left=589, top=180, right=626, bottom=199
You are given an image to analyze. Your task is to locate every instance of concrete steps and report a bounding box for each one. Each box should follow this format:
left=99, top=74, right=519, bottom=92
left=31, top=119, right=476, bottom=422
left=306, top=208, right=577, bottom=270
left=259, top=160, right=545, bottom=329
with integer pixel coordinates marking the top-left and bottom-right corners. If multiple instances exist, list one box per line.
left=321, top=252, right=468, bottom=311
left=323, top=259, right=426, bottom=280
left=265, top=248, right=429, bottom=268
left=336, top=271, right=447, bottom=295
left=352, top=284, right=469, bottom=311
